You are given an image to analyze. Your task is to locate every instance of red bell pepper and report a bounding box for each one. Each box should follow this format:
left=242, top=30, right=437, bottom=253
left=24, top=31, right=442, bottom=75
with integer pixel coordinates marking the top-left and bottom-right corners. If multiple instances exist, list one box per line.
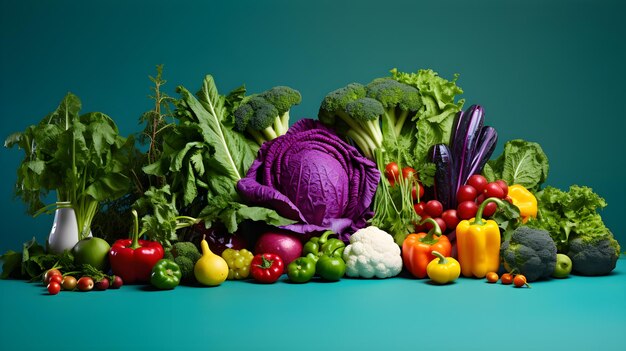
left=109, top=210, right=164, bottom=284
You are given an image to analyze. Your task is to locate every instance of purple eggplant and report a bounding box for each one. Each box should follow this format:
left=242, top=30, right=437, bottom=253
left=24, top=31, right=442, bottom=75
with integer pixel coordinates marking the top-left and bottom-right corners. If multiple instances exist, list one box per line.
left=431, top=144, right=456, bottom=210
left=466, top=126, right=498, bottom=179
left=450, top=105, right=484, bottom=194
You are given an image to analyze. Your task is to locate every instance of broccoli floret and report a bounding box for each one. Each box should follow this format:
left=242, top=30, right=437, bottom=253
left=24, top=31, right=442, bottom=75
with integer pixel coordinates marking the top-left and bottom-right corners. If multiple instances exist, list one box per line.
left=366, top=78, right=421, bottom=136
left=166, top=241, right=202, bottom=284
left=318, top=83, right=382, bottom=159
left=567, top=234, right=620, bottom=276
left=234, top=86, right=301, bottom=146
left=259, top=86, right=302, bottom=132
left=501, top=226, right=557, bottom=282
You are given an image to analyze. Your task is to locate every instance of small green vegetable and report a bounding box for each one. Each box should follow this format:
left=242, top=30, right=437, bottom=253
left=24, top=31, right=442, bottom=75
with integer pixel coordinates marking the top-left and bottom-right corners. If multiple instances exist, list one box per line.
left=287, top=257, right=316, bottom=283
left=163, top=241, right=202, bottom=284
left=150, top=259, right=182, bottom=290
left=315, top=254, right=346, bottom=281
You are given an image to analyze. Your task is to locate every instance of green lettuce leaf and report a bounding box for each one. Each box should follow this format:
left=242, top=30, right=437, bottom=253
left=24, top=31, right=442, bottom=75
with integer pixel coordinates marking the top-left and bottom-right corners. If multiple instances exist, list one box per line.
left=483, top=139, right=549, bottom=192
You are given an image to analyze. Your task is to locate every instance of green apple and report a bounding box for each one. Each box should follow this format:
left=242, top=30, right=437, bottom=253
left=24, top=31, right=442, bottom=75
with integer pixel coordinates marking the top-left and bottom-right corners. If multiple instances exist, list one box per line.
left=553, top=253, right=573, bottom=278
left=72, top=237, right=111, bottom=271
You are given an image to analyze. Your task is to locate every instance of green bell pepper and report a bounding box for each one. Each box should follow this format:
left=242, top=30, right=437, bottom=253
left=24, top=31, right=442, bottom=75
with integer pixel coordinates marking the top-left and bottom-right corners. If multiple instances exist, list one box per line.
left=150, top=259, right=182, bottom=290
left=302, top=231, right=345, bottom=262
left=316, top=254, right=346, bottom=281
left=287, top=257, right=316, bottom=283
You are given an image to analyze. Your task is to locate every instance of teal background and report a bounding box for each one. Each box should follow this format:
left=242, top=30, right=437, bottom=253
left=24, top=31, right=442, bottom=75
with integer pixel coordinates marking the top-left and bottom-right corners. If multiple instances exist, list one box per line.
left=0, top=1, right=625, bottom=350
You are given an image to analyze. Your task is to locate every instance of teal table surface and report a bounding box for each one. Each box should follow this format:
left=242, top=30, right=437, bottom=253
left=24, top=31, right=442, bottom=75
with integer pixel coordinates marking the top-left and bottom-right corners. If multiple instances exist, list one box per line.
left=1, top=258, right=624, bottom=351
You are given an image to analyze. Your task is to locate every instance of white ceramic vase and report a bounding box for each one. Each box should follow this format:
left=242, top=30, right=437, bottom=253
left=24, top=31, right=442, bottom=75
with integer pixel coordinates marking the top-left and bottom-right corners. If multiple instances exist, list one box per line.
left=47, top=207, right=80, bottom=254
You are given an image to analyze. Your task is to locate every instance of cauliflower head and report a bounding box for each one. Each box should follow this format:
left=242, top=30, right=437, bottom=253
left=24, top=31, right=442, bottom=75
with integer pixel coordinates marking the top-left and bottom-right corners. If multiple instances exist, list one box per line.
left=343, top=226, right=402, bottom=278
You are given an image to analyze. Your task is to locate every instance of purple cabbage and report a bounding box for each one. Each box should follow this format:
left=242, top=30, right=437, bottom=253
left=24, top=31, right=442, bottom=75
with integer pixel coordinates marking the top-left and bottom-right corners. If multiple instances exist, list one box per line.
left=237, top=119, right=379, bottom=242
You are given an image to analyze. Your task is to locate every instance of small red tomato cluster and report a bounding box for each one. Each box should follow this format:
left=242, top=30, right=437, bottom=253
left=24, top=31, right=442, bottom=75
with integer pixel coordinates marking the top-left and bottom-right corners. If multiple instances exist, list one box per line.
left=485, top=271, right=530, bottom=288
left=43, top=268, right=124, bottom=295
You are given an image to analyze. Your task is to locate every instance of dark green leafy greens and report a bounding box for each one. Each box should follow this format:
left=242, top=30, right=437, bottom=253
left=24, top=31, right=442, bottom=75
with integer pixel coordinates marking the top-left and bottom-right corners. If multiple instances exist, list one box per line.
left=141, top=75, right=295, bottom=236
left=5, top=93, right=134, bottom=239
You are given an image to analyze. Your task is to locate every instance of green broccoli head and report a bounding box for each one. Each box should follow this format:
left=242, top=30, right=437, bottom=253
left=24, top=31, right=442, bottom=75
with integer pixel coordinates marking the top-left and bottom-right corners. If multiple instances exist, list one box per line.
left=174, top=256, right=196, bottom=283
left=166, top=242, right=201, bottom=284
left=345, top=97, right=384, bottom=122
left=501, top=226, right=557, bottom=282
left=234, top=95, right=279, bottom=131
left=260, top=86, right=302, bottom=115
left=171, top=241, right=201, bottom=262
left=366, top=78, right=421, bottom=112
left=567, top=233, right=620, bottom=276
left=319, top=83, right=367, bottom=121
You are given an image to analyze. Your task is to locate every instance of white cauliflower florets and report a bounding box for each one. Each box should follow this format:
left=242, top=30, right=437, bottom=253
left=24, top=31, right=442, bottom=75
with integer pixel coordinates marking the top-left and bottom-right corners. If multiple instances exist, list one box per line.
left=343, top=226, right=402, bottom=278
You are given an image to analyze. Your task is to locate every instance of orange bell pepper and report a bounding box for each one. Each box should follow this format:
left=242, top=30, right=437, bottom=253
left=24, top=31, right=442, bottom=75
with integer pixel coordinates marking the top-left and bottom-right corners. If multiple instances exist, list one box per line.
left=402, top=218, right=452, bottom=278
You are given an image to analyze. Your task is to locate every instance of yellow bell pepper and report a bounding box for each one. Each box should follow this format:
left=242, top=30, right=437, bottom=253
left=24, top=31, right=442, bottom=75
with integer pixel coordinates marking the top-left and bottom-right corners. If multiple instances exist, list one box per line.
left=426, top=250, right=461, bottom=284
left=456, top=197, right=503, bottom=278
left=508, top=184, right=537, bottom=222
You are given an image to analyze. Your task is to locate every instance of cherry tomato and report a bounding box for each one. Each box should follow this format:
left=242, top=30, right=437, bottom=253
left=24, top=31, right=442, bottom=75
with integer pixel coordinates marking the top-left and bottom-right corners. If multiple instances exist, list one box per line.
left=250, top=253, right=284, bottom=284
left=514, top=274, right=530, bottom=288
left=467, top=175, right=488, bottom=193
left=62, top=276, right=77, bottom=290
left=484, top=182, right=505, bottom=199
left=47, top=281, right=61, bottom=295
left=501, top=273, right=514, bottom=285
left=402, top=167, right=416, bottom=180
left=482, top=201, right=497, bottom=217
left=385, top=162, right=400, bottom=182
left=412, top=183, right=425, bottom=201
left=43, top=269, right=62, bottom=285
left=457, top=185, right=478, bottom=203
left=413, top=202, right=426, bottom=216
left=495, top=180, right=509, bottom=196
left=95, top=278, right=110, bottom=291
left=441, top=209, right=460, bottom=230
left=49, top=274, right=63, bottom=285
left=457, top=201, right=478, bottom=220
left=110, top=275, right=124, bottom=289
left=424, top=200, right=444, bottom=217
left=486, top=272, right=499, bottom=283
left=476, top=194, right=486, bottom=204
left=77, top=277, right=94, bottom=291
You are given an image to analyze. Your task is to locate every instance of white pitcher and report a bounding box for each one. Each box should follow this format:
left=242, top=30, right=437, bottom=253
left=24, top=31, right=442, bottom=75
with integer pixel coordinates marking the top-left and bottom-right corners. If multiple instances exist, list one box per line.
left=47, top=206, right=80, bottom=254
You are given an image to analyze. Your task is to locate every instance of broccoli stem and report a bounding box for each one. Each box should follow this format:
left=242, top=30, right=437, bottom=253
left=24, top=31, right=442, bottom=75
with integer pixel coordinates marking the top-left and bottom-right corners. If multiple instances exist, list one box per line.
left=336, top=110, right=372, bottom=143
left=346, top=129, right=375, bottom=159
left=261, top=126, right=278, bottom=141
left=246, top=128, right=268, bottom=146
left=280, top=111, right=290, bottom=133
left=394, top=109, right=410, bottom=136
left=363, top=120, right=383, bottom=148
left=273, top=117, right=285, bottom=136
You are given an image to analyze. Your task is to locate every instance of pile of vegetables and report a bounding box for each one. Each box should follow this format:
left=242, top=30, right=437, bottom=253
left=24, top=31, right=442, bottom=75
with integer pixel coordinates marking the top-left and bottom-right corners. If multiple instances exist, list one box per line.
left=0, top=66, right=621, bottom=294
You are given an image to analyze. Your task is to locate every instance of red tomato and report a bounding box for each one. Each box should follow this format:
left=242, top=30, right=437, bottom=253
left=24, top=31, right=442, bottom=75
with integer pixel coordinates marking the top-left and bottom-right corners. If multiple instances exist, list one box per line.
left=424, top=217, right=447, bottom=233
left=47, top=282, right=61, bottom=295
left=424, top=200, right=444, bottom=217
left=501, top=273, right=514, bottom=285
left=412, top=183, right=425, bottom=201
left=385, top=162, right=400, bottom=182
left=514, top=274, right=529, bottom=288
left=441, top=209, right=460, bottom=230
left=495, top=180, right=509, bottom=196
left=413, top=202, right=426, bottom=216
left=484, top=182, right=505, bottom=199
left=476, top=194, right=486, bottom=204
left=467, top=175, right=488, bottom=193
left=457, top=201, right=478, bottom=220
left=49, top=274, right=63, bottom=285
left=250, top=253, right=284, bottom=284
left=486, top=272, right=499, bottom=283
left=482, top=201, right=497, bottom=217
left=43, top=269, right=62, bottom=285
left=457, top=185, right=478, bottom=203
left=402, top=167, right=416, bottom=180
